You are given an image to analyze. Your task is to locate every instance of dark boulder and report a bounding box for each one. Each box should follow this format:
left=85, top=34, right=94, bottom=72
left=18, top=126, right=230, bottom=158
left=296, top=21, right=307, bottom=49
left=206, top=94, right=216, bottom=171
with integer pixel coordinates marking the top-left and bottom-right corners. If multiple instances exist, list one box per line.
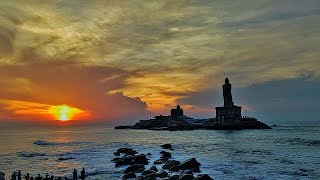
left=181, top=170, right=193, bottom=175
left=194, top=174, right=214, bottom=180
left=136, top=172, right=157, bottom=180
left=115, top=148, right=138, bottom=156
left=153, top=159, right=165, bottom=164
left=114, top=155, right=135, bottom=167
left=134, top=154, right=149, bottom=165
left=141, top=169, right=156, bottom=176
left=179, top=174, right=194, bottom=180
left=123, top=164, right=145, bottom=174
left=169, top=165, right=181, bottom=172
left=157, top=170, right=169, bottom=178
left=161, top=144, right=172, bottom=150
left=150, top=166, right=158, bottom=172
left=169, top=175, right=180, bottom=180
left=160, top=151, right=172, bottom=160
left=179, top=158, right=201, bottom=171
left=163, top=160, right=181, bottom=170
left=123, top=172, right=136, bottom=179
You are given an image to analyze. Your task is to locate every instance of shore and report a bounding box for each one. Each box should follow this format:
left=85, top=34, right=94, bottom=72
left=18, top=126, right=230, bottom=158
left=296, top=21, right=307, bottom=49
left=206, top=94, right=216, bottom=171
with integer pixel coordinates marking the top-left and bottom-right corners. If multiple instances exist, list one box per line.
left=1, top=144, right=213, bottom=180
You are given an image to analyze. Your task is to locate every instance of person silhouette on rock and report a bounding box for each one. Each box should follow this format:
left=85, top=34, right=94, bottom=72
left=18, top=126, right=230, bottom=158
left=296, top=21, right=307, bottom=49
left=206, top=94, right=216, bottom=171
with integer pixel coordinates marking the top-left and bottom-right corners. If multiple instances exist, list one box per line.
left=80, top=168, right=85, bottom=180
left=25, top=173, right=30, bottom=180
left=11, top=172, right=17, bottom=180
left=72, top=169, right=77, bottom=180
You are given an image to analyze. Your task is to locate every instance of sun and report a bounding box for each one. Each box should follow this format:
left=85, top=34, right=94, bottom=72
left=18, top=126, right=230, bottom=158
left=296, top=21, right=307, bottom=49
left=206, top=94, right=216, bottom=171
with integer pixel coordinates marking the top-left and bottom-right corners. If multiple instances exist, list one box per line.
left=49, top=105, right=84, bottom=121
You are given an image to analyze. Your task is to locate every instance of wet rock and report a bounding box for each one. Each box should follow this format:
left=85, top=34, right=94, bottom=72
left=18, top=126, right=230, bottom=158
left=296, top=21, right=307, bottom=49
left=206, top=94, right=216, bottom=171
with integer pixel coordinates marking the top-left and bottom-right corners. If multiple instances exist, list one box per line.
left=134, top=154, right=149, bottom=165
left=154, top=159, right=166, bottom=164
left=194, top=174, right=214, bottom=180
left=169, top=175, right=180, bottom=180
left=115, top=155, right=135, bottom=167
left=123, top=172, right=136, bottom=179
left=169, top=165, right=181, bottom=172
left=115, top=148, right=138, bottom=156
left=136, top=172, right=157, bottom=180
left=161, top=144, right=172, bottom=150
left=158, top=170, right=169, bottom=178
left=142, top=169, right=156, bottom=176
left=179, top=174, right=194, bottom=180
left=179, top=158, right=201, bottom=172
left=150, top=166, right=158, bottom=172
left=181, top=170, right=193, bottom=175
left=124, top=164, right=145, bottom=174
left=163, top=160, right=181, bottom=170
left=160, top=151, right=172, bottom=160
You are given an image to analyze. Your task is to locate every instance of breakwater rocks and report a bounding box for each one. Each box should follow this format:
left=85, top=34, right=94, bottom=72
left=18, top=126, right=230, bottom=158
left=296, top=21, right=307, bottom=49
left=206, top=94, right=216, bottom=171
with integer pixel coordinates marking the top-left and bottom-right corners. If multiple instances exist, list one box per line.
left=112, top=144, right=214, bottom=180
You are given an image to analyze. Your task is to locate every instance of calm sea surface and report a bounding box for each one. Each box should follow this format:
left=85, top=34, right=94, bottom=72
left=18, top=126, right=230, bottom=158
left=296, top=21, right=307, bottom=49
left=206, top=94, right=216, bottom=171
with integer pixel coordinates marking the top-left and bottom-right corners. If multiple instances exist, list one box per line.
left=0, top=121, right=320, bottom=179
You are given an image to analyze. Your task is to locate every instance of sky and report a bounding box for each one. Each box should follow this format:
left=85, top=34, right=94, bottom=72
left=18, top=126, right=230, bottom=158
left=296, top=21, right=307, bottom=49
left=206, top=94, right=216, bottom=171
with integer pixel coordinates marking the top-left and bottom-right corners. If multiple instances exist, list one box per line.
left=0, top=0, right=319, bottom=124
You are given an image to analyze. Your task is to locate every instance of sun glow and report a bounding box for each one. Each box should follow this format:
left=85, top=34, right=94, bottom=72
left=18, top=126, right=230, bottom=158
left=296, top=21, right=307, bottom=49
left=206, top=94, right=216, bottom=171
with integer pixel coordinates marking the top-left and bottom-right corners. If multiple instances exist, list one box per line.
left=49, top=105, right=85, bottom=121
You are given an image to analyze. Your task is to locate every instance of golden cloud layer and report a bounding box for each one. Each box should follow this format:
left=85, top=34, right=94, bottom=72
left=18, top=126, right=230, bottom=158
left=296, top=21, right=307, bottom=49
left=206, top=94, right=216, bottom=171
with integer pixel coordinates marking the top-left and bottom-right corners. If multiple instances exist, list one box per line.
left=0, top=0, right=319, bottom=121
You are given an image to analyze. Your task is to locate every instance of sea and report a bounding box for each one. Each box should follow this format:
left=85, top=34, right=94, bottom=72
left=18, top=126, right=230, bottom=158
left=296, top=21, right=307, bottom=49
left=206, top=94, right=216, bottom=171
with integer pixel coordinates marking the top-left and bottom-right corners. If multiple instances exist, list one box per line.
left=0, top=121, right=320, bottom=180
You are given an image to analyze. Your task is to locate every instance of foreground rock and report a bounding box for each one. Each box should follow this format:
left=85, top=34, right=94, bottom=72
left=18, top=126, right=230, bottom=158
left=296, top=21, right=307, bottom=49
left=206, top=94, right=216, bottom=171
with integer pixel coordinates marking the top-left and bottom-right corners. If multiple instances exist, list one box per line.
left=123, top=164, right=145, bottom=174
left=168, top=158, right=201, bottom=172
left=123, top=172, right=136, bottom=179
left=114, top=148, right=138, bottom=156
left=163, top=160, right=180, bottom=170
left=112, top=150, right=148, bottom=167
left=161, top=144, right=173, bottom=150
left=179, top=174, right=194, bottom=180
left=179, top=158, right=201, bottom=172
left=194, top=174, right=214, bottom=180
left=112, top=146, right=214, bottom=180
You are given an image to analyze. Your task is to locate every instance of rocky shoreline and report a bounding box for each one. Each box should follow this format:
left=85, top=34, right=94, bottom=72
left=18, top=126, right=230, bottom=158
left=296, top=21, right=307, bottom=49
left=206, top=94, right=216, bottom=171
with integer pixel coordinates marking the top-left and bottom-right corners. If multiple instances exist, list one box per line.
left=112, top=143, right=214, bottom=180
left=115, top=118, right=271, bottom=131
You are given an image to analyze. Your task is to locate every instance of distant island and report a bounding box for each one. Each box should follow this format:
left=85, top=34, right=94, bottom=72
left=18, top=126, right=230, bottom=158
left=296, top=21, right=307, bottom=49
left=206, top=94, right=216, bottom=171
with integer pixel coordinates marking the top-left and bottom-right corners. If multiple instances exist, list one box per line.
left=116, top=78, right=271, bottom=130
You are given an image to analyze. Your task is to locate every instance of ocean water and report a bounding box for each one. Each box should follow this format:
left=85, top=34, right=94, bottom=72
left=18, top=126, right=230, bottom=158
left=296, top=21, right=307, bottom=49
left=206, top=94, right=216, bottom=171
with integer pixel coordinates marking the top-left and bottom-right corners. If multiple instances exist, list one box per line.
left=0, top=122, right=320, bottom=179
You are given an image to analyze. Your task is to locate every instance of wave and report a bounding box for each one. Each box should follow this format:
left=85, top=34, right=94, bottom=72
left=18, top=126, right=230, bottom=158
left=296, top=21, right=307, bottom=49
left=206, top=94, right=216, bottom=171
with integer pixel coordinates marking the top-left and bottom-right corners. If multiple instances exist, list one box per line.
left=33, top=140, right=87, bottom=146
left=34, top=140, right=59, bottom=146
left=274, top=138, right=320, bottom=146
left=17, top=152, right=47, bottom=158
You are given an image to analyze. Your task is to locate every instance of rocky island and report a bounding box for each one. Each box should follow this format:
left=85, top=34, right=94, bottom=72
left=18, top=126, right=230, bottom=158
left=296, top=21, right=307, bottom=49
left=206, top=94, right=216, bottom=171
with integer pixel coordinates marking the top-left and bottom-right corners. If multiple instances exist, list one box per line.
left=116, top=78, right=271, bottom=131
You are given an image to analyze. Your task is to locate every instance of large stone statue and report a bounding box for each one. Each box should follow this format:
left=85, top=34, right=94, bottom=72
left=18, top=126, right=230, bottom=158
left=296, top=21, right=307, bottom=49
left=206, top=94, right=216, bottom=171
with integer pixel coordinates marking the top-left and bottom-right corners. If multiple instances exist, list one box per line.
left=223, top=78, right=234, bottom=107
left=216, top=78, right=241, bottom=121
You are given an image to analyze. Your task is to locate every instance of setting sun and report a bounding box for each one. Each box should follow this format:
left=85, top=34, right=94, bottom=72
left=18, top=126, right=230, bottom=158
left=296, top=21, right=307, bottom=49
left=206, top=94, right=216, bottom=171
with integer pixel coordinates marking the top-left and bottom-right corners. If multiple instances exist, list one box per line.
left=49, top=105, right=85, bottom=121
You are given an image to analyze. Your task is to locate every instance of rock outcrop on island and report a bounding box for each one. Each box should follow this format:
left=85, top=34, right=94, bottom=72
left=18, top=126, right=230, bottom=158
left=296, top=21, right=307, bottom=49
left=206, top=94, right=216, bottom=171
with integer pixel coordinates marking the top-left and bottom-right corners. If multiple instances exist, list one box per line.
left=116, top=78, right=271, bottom=131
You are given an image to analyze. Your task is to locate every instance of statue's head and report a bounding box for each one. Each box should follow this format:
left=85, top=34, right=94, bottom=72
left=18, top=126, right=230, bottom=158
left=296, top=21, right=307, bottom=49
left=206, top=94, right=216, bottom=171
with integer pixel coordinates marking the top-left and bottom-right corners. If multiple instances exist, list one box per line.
left=225, top=78, right=229, bottom=84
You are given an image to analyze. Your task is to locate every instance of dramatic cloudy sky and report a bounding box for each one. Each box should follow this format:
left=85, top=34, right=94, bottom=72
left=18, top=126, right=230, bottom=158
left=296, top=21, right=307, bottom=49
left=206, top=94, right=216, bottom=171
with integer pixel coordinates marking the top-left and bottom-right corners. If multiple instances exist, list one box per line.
left=0, top=0, right=319, bottom=124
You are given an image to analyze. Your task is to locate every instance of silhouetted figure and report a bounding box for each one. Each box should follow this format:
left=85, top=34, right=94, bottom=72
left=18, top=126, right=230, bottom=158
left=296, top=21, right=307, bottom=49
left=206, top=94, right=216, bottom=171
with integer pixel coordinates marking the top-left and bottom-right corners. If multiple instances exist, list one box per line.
left=43, top=174, right=49, bottom=180
left=80, top=168, right=85, bottom=180
left=17, top=171, right=21, bottom=180
left=50, top=176, right=53, bottom=180
left=57, top=178, right=62, bottom=180
left=72, top=169, right=77, bottom=180
left=34, top=174, right=42, bottom=180
left=30, top=177, right=33, bottom=180
left=0, top=172, right=5, bottom=180
left=25, top=173, right=30, bottom=180
left=11, top=172, right=17, bottom=180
